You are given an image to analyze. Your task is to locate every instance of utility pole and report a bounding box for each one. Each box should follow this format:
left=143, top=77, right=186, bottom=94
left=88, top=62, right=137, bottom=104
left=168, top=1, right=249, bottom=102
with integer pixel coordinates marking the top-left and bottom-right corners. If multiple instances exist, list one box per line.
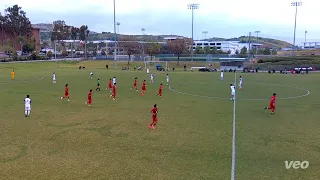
left=187, top=3, right=199, bottom=62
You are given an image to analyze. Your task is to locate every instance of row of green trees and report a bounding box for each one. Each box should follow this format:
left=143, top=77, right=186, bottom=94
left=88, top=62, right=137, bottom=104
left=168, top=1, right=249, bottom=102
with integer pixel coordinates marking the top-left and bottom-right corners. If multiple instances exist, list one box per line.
left=0, top=5, right=36, bottom=53
left=50, top=20, right=89, bottom=43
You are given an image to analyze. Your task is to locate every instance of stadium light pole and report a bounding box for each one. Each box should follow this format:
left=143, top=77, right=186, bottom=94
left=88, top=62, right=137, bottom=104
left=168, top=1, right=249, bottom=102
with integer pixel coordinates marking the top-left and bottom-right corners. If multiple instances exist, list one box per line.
left=248, top=32, right=252, bottom=58
left=187, top=3, right=199, bottom=62
left=304, top=30, right=307, bottom=43
left=291, top=1, right=302, bottom=56
left=304, top=30, right=307, bottom=48
left=117, top=22, right=120, bottom=55
left=254, top=31, right=260, bottom=54
left=117, top=22, right=120, bottom=35
left=141, top=28, right=145, bottom=56
left=113, top=0, right=117, bottom=67
left=202, top=31, right=208, bottom=40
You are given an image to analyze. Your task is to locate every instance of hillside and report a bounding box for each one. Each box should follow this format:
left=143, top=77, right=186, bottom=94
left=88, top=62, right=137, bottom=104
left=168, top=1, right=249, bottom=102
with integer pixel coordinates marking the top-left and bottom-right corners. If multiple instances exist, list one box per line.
left=33, top=23, right=292, bottom=48
left=207, top=36, right=292, bottom=49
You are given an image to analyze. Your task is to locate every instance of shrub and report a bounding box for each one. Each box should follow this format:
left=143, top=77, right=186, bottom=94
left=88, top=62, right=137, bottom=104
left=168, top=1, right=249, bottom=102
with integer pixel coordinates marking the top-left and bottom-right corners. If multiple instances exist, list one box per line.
left=47, top=51, right=53, bottom=58
left=61, top=50, right=68, bottom=57
left=30, top=51, right=37, bottom=60
left=12, top=51, right=18, bottom=61
left=257, top=56, right=320, bottom=63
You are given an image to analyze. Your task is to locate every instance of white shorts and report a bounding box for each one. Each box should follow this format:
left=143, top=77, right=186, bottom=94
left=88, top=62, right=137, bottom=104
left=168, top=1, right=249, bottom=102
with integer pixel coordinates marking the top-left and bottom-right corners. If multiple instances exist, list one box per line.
left=166, top=79, right=169, bottom=83
left=231, top=92, right=235, bottom=96
left=53, top=78, right=56, bottom=81
left=147, top=69, right=150, bottom=73
left=25, top=106, right=31, bottom=111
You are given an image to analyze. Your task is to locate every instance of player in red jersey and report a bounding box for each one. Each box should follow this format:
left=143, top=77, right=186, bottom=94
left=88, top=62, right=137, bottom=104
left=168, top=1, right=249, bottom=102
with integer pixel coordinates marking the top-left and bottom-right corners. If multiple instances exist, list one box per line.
left=149, top=104, right=158, bottom=130
left=107, top=79, right=113, bottom=92
left=131, top=77, right=138, bottom=91
left=85, top=89, right=93, bottom=106
left=60, top=84, right=70, bottom=101
left=265, top=93, right=276, bottom=114
left=140, top=80, right=146, bottom=96
left=110, top=83, right=116, bottom=100
left=156, top=83, right=163, bottom=97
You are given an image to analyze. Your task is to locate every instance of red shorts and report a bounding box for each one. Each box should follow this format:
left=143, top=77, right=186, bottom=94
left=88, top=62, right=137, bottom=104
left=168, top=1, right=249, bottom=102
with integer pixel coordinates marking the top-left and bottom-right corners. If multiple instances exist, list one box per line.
left=152, top=117, right=158, bottom=122
left=109, top=85, right=112, bottom=89
left=269, top=104, right=275, bottom=109
left=65, top=93, right=69, bottom=96
left=134, top=84, right=137, bottom=87
left=158, top=90, right=162, bottom=94
left=142, top=87, right=146, bottom=91
left=88, top=98, right=92, bottom=103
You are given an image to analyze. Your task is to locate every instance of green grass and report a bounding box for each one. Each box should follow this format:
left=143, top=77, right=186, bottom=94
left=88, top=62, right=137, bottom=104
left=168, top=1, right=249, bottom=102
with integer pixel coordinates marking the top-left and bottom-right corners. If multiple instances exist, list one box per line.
left=0, top=61, right=319, bottom=179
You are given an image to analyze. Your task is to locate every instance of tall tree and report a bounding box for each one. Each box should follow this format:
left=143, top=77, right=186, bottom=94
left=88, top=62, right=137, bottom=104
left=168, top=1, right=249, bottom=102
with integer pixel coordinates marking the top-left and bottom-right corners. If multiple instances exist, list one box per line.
left=203, top=45, right=211, bottom=54
left=119, top=36, right=139, bottom=65
left=70, top=26, right=79, bottom=40
left=145, top=41, right=161, bottom=60
left=195, top=46, right=203, bottom=54
left=239, top=46, right=248, bottom=58
left=79, top=25, right=89, bottom=41
left=51, top=20, right=70, bottom=42
left=4, top=5, right=32, bottom=38
left=159, top=44, right=170, bottom=54
left=263, top=47, right=271, bottom=55
left=1, top=5, right=33, bottom=50
left=22, top=37, right=36, bottom=52
left=211, top=46, right=218, bottom=54
left=167, top=38, right=192, bottom=65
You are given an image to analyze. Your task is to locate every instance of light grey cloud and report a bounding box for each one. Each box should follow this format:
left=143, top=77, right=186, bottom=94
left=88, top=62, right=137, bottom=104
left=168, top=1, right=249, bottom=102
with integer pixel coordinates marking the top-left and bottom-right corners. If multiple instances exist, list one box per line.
left=1, top=0, right=319, bottom=45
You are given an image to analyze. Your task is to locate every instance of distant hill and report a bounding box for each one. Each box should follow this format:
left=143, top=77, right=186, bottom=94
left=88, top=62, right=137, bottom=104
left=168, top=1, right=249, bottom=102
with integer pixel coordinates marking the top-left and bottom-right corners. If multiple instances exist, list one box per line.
left=206, top=36, right=292, bottom=49
left=33, top=23, right=292, bottom=48
left=32, top=23, right=53, bottom=32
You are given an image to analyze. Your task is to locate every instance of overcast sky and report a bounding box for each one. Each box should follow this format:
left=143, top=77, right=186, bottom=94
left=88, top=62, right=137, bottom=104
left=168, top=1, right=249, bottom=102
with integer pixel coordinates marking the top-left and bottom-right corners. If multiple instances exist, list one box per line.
left=0, top=0, right=319, bottom=45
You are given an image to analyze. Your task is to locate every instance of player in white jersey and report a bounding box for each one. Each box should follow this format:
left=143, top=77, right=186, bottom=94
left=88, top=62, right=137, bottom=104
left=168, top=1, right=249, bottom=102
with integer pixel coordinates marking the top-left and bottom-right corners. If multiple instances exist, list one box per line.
left=90, top=72, right=94, bottom=79
left=146, top=68, right=150, bottom=75
left=239, top=76, right=243, bottom=89
left=52, top=72, right=56, bottom=84
left=230, top=84, right=236, bottom=100
left=113, top=77, right=116, bottom=85
left=166, top=74, right=169, bottom=86
left=220, top=71, right=224, bottom=80
left=24, top=95, right=31, bottom=117
left=150, top=73, right=154, bottom=83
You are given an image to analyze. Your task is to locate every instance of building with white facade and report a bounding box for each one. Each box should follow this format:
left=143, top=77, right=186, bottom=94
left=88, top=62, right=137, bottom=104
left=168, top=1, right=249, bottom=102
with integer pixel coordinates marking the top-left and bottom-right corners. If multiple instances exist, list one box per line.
left=302, top=42, right=320, bottom=49
left=192, top=41, right=262, bottom=54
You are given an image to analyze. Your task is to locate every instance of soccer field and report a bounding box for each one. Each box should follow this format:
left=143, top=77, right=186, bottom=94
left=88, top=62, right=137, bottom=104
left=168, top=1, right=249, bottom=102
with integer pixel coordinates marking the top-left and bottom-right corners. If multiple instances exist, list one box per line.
left=0, top=61, right=319, bottom=180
